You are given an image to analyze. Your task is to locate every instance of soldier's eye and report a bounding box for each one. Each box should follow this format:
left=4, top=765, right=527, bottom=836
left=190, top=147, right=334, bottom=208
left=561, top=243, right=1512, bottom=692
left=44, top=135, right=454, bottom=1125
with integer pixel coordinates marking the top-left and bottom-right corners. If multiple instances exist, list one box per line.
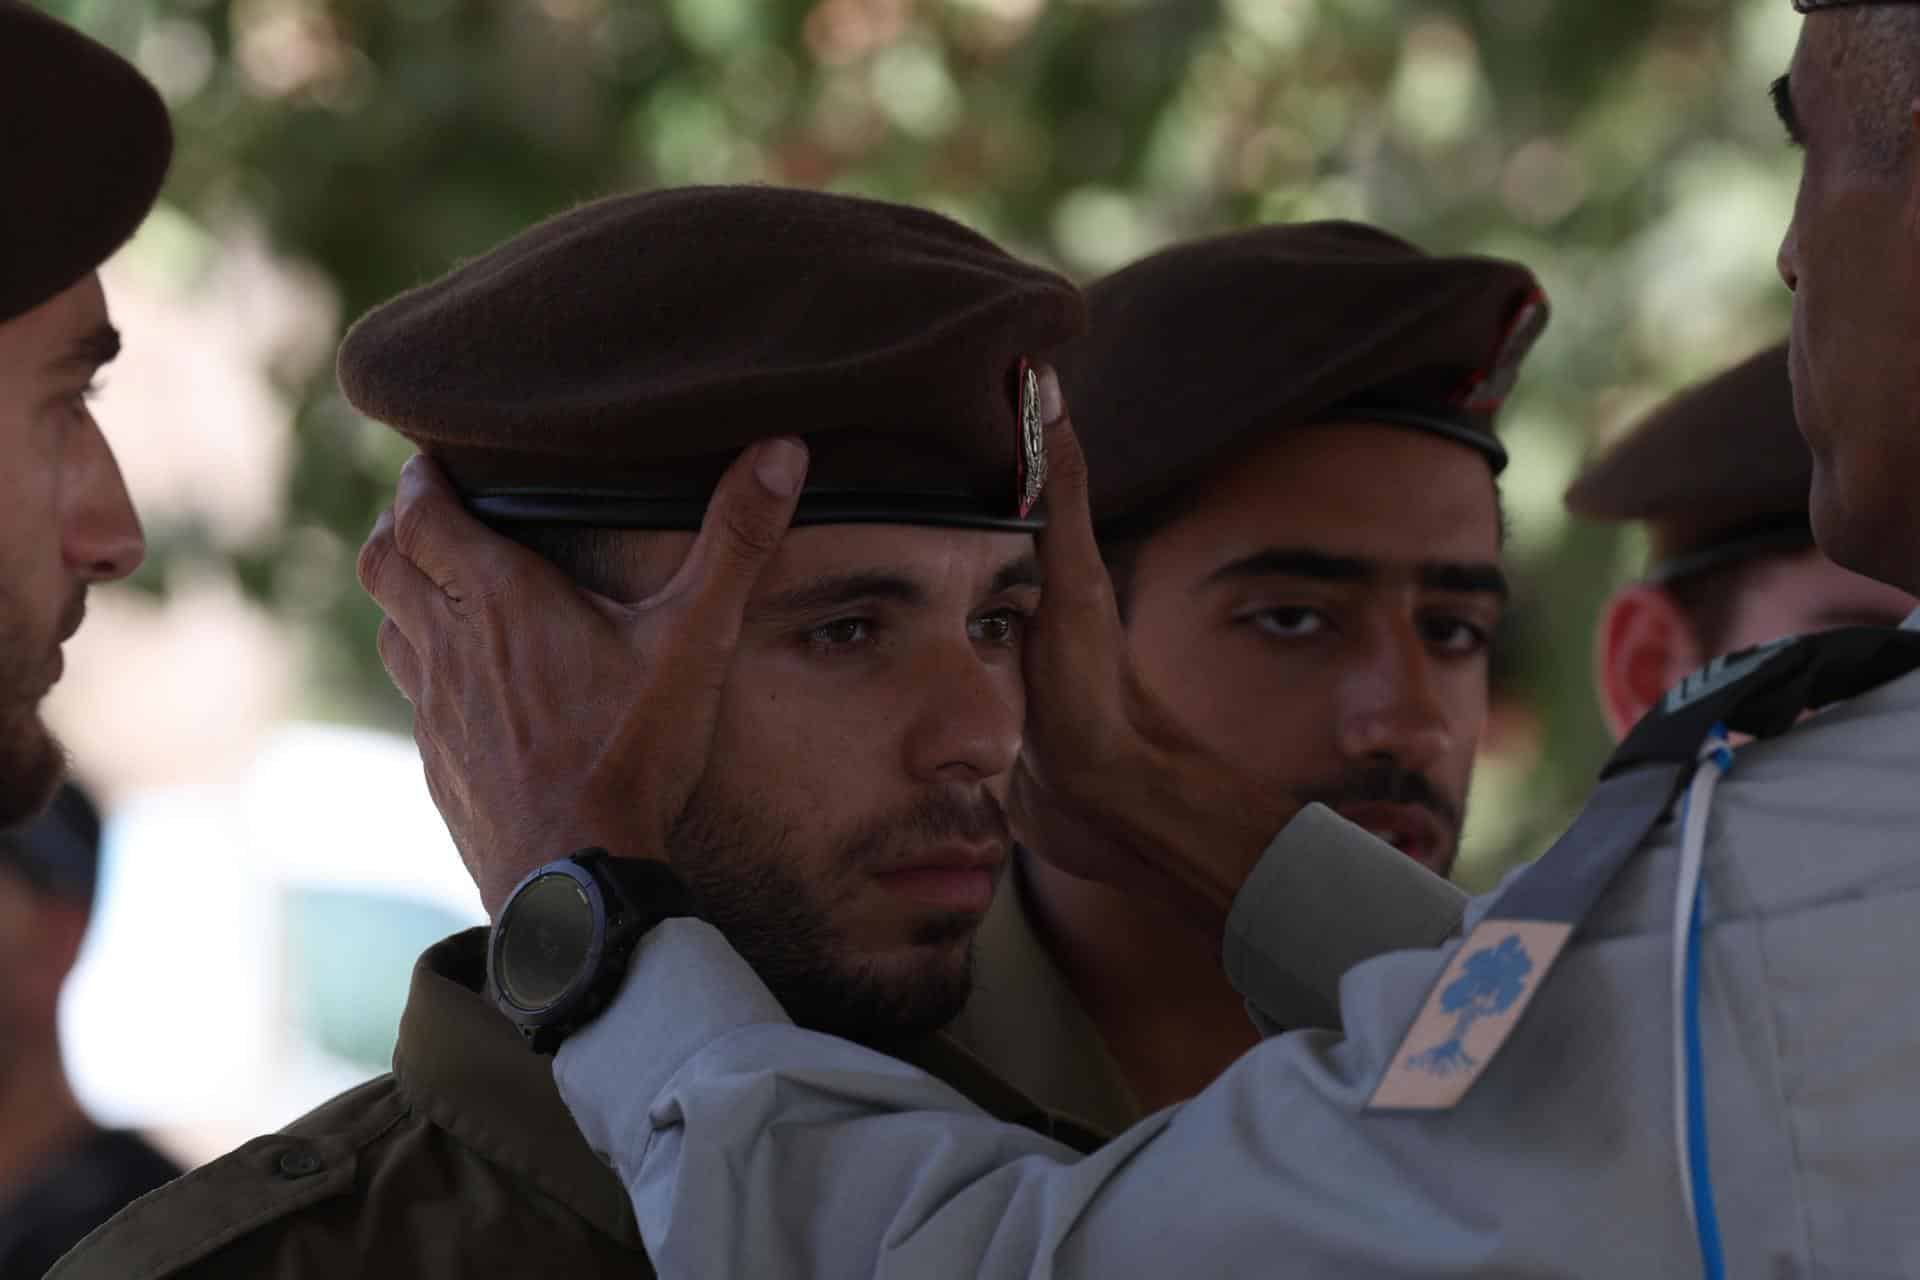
left=807, top=618, right=873, bottom=651
left=1423, top=616, right=1491, bottom=656
left=1242, top=607, right=1327, bottom=639
left=969, top=608, right=1028, bottom=647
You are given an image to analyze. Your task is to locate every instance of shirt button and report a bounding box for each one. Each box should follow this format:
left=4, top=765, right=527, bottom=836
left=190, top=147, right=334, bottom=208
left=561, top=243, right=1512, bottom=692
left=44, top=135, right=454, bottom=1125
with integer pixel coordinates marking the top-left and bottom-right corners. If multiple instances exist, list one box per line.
left=276, top=1147, right=324, bottom=1179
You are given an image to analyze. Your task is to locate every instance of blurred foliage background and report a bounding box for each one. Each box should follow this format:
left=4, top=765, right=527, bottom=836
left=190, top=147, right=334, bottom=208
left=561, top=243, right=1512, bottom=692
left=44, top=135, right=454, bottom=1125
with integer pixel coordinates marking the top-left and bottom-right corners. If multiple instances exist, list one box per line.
left=51, top=0, right=1803, bottom=888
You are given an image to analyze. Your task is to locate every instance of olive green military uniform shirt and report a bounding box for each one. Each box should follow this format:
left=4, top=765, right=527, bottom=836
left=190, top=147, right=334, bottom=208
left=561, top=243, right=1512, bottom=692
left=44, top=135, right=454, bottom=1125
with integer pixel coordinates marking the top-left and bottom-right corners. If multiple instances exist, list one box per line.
left=52, top=916, right=1106, bottom=1280
left=50, top=929, right=649, bottom=1280
left=940, top=854, right=1144, bottom=1136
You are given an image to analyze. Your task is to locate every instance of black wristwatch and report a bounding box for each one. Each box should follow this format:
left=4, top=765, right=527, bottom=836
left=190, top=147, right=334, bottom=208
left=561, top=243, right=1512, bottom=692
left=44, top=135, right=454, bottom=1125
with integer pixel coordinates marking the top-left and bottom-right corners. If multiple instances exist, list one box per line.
left=487, top=849, right=700, bottom=1055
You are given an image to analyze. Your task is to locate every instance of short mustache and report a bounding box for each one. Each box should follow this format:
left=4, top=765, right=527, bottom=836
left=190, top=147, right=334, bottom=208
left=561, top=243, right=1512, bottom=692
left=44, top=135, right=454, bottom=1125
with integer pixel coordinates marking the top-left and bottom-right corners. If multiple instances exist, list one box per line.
left=845, top=792, right=1012, bottom=872
left=1294, top=764, right=1459, bottom=831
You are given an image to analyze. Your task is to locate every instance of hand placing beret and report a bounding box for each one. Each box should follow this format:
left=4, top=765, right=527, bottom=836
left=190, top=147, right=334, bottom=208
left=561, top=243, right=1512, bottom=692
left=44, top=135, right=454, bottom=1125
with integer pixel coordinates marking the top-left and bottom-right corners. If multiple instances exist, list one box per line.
left=343, top=185, right=1085, bottom=916
left=1010, top=371, right=1299, bottom=940
left=360, top=442, right=808, bottom=917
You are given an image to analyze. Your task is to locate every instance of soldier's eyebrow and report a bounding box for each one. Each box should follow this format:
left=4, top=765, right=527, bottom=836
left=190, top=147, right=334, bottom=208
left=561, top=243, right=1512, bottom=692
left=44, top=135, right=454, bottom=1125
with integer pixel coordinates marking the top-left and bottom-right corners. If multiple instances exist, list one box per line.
left=987, top=553, right=1041, bottom=597
left=1204, top=548, right=1373, bottom=588
left=1201, top=547, right=1508, bottom=600
left=1419, top=561, right=1509, bottom=600
left=758, top=571, right=927, bottom=617
left=1772, top=73, right=1805, bottom=147
left=756, top=551, right=1040, bottom=622
left=46, top=324, right=121, bottom=375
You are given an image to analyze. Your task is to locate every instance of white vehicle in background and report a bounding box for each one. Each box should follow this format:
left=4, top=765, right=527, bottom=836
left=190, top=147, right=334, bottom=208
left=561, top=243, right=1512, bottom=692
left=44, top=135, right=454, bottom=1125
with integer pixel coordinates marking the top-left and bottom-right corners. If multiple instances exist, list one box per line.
left=62, top=723, right=484, bottom=1166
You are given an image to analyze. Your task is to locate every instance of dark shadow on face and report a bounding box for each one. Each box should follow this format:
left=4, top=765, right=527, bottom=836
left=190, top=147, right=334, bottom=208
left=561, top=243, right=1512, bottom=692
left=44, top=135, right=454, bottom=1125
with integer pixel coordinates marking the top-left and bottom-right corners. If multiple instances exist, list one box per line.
left=668, top=780, right=1012, bottom=1047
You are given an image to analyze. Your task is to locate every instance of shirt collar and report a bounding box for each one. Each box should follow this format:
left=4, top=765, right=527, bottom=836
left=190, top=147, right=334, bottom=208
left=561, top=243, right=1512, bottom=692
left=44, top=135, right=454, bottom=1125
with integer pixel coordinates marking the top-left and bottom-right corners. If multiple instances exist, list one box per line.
left=393, top=928, right=642, bottom=1248
left=1901, top=607, right=1920, bottom=632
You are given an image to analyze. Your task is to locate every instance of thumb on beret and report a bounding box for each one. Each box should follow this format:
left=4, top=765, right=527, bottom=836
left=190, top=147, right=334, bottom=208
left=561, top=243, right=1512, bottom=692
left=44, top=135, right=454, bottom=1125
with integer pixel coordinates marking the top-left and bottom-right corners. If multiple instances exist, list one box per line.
left=660, top=438, right=809, bottom=643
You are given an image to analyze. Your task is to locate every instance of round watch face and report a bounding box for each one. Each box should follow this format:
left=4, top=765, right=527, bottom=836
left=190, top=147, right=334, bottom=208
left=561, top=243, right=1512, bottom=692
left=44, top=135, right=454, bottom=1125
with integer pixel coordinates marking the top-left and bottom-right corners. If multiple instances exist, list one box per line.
left=497, top=871, right=596, bottom=1012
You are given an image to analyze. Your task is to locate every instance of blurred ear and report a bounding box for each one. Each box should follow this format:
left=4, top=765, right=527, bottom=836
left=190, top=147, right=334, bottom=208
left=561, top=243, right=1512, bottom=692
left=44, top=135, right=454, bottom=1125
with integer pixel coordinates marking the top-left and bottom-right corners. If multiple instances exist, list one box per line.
left=1595, top=585, right=1704, bottom=742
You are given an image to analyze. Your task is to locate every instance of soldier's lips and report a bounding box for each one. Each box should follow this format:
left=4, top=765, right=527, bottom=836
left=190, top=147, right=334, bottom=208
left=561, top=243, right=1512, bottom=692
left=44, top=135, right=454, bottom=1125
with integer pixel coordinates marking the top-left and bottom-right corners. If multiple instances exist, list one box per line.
left=871, top=844, right=1004, bottom=912
left=1334, top=802, right=1452, bottom=872
left=38, top=600, right=83, bottom=695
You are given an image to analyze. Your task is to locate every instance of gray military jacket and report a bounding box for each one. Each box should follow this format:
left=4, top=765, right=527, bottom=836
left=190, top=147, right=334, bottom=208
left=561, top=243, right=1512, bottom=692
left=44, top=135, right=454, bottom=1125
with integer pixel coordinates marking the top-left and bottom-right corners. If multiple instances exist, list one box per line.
left=554, top=662, right=1920, bottom=1278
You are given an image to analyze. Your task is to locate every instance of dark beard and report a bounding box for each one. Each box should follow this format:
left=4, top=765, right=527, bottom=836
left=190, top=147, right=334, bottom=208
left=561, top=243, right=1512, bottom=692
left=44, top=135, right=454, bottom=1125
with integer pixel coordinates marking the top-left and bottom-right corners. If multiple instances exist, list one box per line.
left=0, top=588, right=77, bottom=827
left=0, top=653, right=63, bottom=831
left=667, top=786, right=1007, bottom=1047
left=0, top=711, right=63, bottom=828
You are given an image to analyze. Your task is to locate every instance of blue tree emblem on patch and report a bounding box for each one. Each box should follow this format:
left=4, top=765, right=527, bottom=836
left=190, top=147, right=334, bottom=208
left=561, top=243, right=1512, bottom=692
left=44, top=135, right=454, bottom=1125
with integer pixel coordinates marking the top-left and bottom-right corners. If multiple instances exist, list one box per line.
left=1406, top=934, right=1535, bottom=1077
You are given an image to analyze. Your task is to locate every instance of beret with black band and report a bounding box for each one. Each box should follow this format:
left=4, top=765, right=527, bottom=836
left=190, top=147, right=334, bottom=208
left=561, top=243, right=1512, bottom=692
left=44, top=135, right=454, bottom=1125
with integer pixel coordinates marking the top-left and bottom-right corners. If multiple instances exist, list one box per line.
left=1564, top=343, right=1814, bottom=585
left=1055, top=221, right=1547, bottom=535
left=0, top=1, right=173, bottom=325
left=338, top=186, right=1086, bottom=533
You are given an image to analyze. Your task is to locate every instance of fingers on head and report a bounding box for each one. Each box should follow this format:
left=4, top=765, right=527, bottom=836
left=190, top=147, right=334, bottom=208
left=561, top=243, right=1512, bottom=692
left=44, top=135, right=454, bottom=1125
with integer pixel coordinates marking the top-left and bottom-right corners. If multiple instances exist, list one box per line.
left=362, top=518, right=455, bottom=644
left=391, top=454, right=534, bottom=605
left=1040, top=397, right=1091, bottom=499
left=710, top=439, right=807, bottom=563
left=377, top=616, right=423, bottom=704
left=390, top=476, right=465, bottom=595
left=357, top=509, right=396, bottom=597
left=669, top=440, right=807, bottom=633
left=1034, top=411, right=1119, bottom=625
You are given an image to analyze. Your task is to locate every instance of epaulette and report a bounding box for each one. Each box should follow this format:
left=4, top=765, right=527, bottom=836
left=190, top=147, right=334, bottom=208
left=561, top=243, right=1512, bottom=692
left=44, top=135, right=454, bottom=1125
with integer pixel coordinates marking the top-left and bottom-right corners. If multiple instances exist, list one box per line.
left=48, top=1077, right=409, bottom=1280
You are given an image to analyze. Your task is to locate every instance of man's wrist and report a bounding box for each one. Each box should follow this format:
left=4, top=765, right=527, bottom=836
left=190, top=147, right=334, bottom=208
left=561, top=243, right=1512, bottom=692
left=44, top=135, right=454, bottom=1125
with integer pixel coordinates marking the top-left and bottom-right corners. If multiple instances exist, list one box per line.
left=488, top=851, right=700, bottom=1054
left=554, top=918, right=791, bottom=1178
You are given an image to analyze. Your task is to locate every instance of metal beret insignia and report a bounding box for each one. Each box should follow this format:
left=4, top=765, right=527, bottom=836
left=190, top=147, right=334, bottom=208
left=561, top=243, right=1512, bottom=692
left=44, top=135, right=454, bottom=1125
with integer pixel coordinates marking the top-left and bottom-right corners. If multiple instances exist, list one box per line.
left=1460, top=292, right=1549, bottom=414
left=1016, top=358, right=1047, bottom=518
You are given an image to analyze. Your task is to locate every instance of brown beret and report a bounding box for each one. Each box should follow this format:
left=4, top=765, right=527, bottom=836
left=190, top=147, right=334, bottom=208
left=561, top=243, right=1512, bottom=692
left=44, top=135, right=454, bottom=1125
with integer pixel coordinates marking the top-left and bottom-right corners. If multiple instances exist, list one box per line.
left=1056, top=221, right=1547, bottom=533
left=1564, top=343, right=1812, bottom=584
left=0, top=1, right=172, bottom=324
left=338, top=186, right=1085, bottom=532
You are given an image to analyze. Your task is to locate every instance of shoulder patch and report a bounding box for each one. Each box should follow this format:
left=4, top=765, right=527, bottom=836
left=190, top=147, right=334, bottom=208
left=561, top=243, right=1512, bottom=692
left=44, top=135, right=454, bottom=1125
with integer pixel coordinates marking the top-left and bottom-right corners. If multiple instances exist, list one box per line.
left=49, top=1083, right=408, bottom=1280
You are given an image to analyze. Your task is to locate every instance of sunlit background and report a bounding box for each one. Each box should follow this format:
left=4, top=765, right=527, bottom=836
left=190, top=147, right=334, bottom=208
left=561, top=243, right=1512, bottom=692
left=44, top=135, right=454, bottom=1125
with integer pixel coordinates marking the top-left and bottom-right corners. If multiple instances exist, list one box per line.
left=42, top=0, right=1804, bottom=1166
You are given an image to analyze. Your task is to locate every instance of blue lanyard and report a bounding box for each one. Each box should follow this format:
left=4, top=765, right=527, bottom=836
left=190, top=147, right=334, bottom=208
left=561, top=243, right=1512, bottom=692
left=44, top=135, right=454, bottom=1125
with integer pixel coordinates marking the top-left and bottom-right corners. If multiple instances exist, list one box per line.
left=1369, top=627, right=1920, bottom=1273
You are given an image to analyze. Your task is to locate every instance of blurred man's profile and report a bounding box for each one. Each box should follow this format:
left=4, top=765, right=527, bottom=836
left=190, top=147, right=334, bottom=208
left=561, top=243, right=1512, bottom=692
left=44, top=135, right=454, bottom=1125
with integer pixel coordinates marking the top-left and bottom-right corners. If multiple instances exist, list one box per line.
left=1567, top=343, right=1917, bottom=740
left=0, top=784, right=180, bottom=1279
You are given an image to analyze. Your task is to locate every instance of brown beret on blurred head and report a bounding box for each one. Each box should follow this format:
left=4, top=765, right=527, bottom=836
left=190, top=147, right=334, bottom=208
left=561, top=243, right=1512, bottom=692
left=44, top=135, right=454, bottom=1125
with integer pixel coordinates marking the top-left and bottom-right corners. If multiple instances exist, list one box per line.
left=338, top=186, right=1085, bottom=532
left=1057, top=221, right=1547, bottom=534
left=1565, top=343, right=1812, bottom=584
left=0, top=1, right=173, bottom=325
